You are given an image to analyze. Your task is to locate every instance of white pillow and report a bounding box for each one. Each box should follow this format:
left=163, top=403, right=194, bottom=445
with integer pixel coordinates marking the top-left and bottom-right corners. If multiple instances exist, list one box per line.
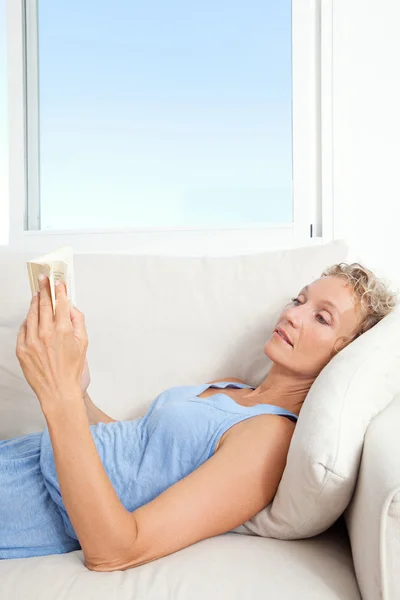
left=231, top=305, right=400, bottom=539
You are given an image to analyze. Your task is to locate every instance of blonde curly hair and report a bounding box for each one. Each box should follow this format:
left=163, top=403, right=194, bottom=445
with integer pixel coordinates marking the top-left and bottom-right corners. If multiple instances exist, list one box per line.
left=321, top=262, right=398, bottom=352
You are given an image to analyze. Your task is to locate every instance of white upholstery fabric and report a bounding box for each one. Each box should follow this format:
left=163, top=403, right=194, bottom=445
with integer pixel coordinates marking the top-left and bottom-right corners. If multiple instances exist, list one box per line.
left=1, top=239, right=397, bottom=598
left=0, top=519, right=360, bottom=600
left=344, top=395, right=400, bottom=600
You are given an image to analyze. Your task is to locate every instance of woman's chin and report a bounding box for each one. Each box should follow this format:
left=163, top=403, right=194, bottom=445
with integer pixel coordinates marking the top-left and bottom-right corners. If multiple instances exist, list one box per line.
left=264, top=338, right=279, bottom=360
left=264, top=336, right=292, bottom=360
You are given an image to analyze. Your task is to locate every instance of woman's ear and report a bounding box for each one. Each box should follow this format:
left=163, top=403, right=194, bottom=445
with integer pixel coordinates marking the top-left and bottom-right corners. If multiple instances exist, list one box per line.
left=331, top=335, right=349, bottom=357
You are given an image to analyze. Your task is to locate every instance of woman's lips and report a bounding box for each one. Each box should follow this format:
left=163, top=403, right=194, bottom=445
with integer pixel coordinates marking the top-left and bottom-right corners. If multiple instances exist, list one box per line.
left=273, top=330, right=293, bottom=347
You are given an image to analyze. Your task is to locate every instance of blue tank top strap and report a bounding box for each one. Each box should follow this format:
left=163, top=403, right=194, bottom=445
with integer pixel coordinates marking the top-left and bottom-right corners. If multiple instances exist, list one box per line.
left=193, top=380, right=299, bottom=423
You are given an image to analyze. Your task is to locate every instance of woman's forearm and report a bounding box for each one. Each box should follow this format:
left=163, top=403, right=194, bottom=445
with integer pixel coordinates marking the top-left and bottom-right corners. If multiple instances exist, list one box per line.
left=84, top=391, right=117, bottom=425
left=43, top=393, right=136, bottom=570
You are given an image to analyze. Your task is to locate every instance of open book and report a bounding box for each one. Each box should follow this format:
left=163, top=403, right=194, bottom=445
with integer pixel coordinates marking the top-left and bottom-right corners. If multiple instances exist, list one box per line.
left=27, top=246, right=76, bottom=315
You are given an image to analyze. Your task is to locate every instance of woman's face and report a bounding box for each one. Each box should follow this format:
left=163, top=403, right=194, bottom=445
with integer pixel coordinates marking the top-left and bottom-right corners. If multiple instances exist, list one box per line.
left=264, top=276, right=362, bottom=377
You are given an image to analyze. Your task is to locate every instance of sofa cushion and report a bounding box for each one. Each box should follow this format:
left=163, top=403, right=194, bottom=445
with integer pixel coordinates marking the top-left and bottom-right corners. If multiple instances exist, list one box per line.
left=344, top=394, right=400, bottom=600
left=2, top=239, right=398, bottom=541
left=0, top=519, right=361, bottom=600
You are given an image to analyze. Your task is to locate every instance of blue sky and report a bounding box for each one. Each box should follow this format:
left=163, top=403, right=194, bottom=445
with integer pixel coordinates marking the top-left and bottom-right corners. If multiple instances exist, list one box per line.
left=2, top=1, right=293, bottom=231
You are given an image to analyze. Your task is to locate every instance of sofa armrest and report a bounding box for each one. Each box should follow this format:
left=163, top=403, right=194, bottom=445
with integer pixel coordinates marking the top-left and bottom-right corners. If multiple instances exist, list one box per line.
left=344, top=395, right=400, bottom=600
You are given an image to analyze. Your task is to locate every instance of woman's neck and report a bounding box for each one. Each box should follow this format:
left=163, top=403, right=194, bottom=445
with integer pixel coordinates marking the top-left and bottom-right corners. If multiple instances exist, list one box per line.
left=244, top=364, right=316, bottom=416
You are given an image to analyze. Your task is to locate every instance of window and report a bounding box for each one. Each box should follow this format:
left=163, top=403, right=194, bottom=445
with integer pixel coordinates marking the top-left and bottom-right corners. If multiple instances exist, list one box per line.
left=0, top=0, right=8, bottom=246
left=28, top=0, right=294, bottom=231
left=5, top=0, right=328, bottom=254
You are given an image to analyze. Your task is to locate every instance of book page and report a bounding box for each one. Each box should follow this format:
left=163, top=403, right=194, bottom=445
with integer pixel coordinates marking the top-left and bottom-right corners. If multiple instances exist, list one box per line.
left=27, top=246, right=75, bottom=315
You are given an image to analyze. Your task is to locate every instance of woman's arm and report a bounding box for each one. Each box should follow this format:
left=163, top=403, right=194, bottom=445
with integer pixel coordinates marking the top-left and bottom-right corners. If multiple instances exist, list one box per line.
left=84, top=391, right=117, bottom=425
left=44, top=393, right=136, bottom=569
left=91, top=414, right=295, bottom=571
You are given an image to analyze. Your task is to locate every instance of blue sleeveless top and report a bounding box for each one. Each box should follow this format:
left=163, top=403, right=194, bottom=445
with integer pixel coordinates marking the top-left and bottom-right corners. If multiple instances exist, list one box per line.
left=40, top=381, right=298, bottom=541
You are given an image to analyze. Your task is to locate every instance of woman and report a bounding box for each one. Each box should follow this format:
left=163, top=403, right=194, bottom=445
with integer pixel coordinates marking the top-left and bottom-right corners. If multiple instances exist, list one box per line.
left=0, top=262, right=397, bottom=567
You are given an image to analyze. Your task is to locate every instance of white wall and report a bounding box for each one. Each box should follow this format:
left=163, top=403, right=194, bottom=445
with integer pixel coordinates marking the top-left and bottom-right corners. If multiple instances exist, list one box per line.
left=333, top=0, right=400, bottom=293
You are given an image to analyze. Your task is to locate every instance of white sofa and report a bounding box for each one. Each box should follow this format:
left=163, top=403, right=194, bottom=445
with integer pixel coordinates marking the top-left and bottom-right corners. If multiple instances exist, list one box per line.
left=0, top=240, right=399, bottom=600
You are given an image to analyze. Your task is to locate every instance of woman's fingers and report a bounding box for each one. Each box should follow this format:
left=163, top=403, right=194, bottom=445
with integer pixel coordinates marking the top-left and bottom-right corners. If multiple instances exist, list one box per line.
left=38, top=275, right=54, bottom=335
left=70, top=305, right=88, bottom=342
left=25, top=292, right=39, bottom=345
left=16, top=319, right=27, bottom=357
left=54, top=280, right=73, bottom=331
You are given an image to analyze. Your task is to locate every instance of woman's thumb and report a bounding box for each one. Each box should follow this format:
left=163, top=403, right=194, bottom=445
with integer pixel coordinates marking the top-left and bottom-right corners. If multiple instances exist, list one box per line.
left=69, top=305, right=87, bottom=336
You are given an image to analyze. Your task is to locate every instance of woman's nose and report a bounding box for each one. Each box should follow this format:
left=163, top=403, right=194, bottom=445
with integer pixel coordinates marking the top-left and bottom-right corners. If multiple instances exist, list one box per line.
left=283, top=305, right=302, bottom=327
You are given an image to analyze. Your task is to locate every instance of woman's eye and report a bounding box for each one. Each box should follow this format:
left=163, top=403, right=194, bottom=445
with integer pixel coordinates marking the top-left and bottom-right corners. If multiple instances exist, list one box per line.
left=316, top=314, right=328, bottom=325
left=292, top=297, right=329, bottom=325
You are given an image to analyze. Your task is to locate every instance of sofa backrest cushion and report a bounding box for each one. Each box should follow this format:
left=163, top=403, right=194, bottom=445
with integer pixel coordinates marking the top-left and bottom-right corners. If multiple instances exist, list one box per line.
left=2, top=239, right=398, bottom=538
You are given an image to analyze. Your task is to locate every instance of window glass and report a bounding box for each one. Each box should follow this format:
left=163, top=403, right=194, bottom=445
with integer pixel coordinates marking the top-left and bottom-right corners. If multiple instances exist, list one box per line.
left=37, top=1, right=293, bottom=230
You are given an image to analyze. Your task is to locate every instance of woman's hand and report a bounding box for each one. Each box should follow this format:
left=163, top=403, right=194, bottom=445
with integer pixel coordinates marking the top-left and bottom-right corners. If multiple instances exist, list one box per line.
left=16, top=274, right=89, bottom=411
left=81, top=357, right=91, bottom=395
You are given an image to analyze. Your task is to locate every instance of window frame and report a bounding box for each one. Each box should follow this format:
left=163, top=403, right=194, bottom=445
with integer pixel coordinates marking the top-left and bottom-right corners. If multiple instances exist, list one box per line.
left=2, top=0, right=333, bottom=256
left=0, top=0, right=9, bottom=246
